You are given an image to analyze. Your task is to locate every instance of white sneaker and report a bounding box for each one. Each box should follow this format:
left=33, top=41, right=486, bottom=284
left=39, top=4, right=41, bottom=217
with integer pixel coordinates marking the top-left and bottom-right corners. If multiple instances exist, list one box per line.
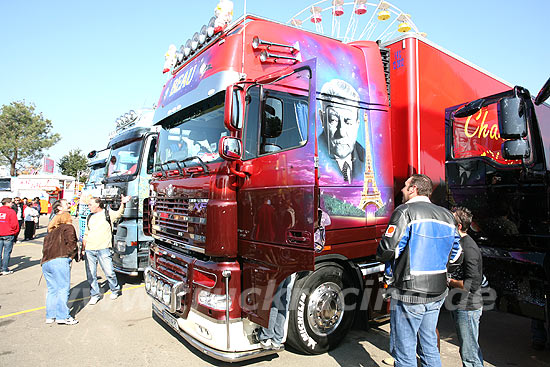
left=110, top=292, right=120, bottom=300
left=1, top=270, right=13, bottom=275
left=56, top=317, right=78, bottom=325
left=89, top=295, right=101, bottom=305
left=45, top=318, right=55, bottom=324
left=260, top=339, right=272, bottom=349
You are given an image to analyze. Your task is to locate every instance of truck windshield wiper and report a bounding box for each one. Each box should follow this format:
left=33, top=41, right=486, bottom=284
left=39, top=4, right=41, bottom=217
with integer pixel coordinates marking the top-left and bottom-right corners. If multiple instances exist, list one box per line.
left=161, top=160, right=182, bottom=171
left=179, top=156, right=210, bottom=174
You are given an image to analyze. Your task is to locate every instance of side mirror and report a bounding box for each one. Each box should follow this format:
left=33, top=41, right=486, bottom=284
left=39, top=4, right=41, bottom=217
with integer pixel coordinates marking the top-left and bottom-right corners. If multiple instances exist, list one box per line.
left=219, top=136, right=242, bottom=161
left=224, top=85, right=242, bottom=131
left=261, top=96, right=283, bottom=138
left=502, top=139, right=530, bottom=160
left=498, top=97, right=527, bottom=139
left=88, top=150, right=97, bottom=159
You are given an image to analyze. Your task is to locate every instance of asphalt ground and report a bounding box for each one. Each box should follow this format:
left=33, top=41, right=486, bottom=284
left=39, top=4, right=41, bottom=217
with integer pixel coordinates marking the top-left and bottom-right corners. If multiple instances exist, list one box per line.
left=2, top=217, right=550, bottom=366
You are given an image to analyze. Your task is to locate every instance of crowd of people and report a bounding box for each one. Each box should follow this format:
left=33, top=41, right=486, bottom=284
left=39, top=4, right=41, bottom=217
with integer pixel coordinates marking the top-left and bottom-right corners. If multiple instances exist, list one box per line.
left=0, top=196, right=43, bottom=276
left=378, top=174, right=485, bottom=367
left=0, top=194, right=130, bottom=326
left=0, top=176, right=492, bottom=364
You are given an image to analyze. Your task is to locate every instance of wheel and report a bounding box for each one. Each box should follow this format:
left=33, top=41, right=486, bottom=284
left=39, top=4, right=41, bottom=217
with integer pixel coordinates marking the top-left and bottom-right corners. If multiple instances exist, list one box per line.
left=287, top=262, right=357, bottom=354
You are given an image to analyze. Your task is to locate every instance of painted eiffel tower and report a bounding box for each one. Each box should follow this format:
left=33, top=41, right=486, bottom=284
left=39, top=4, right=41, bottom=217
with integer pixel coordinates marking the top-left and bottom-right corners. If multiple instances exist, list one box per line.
left=359, top=111, right=383, bottom=210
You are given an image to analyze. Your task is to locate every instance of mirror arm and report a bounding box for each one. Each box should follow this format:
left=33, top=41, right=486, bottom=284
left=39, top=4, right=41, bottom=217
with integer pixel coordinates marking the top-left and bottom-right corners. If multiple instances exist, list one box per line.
left=229, top=160, right=248, bottom=178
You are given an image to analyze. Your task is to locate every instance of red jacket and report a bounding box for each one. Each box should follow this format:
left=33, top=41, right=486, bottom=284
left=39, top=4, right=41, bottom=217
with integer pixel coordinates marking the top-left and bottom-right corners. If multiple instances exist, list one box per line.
left=0, top=205, right=19, bottom=236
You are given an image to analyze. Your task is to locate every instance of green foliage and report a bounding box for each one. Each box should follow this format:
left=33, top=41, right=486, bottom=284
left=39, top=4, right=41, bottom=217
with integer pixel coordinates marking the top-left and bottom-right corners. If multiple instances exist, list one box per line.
left=59, top=149, right=88, bottom=182
left=321, top=194, right=366, bottom=217
left=0, top=101, right=60, bottom=176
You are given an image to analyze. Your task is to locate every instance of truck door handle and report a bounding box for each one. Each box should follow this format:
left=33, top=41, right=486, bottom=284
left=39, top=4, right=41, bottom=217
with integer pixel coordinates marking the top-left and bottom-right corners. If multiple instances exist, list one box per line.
left=287, top=231, right=311, bottom=244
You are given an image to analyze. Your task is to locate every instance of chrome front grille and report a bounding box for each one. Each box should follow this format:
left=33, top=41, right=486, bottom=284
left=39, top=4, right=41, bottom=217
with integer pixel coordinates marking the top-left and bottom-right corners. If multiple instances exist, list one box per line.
left=152, top=197, right=207, bottom=252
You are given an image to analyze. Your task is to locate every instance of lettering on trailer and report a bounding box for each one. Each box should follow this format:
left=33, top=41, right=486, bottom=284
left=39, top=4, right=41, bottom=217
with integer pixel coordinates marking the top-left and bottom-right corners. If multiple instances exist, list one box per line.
left=393, top=50, right=404, bottom=70
left=453, top=107, right=521, bottom=165
left=464, top=110, right=500, bottom=140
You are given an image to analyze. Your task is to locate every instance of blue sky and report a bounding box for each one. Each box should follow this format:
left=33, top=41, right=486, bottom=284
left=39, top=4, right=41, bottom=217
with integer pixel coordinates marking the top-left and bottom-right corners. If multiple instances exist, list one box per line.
left=1, top=0, right=548, bottom=168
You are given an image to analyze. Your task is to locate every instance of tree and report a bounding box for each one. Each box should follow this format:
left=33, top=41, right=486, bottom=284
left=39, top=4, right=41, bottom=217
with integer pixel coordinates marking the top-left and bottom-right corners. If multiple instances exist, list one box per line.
left=59, top=149, right=88, bottom=182
left=0, top=101, right=61, bottom=176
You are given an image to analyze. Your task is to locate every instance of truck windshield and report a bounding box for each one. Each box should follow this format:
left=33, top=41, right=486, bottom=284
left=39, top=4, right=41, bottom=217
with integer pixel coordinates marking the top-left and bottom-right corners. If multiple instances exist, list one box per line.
left=156, top=103, right=227, bottom=171
left=107, top=139, right=142, bottom=178
left=87, top=164, right=106, bottom=186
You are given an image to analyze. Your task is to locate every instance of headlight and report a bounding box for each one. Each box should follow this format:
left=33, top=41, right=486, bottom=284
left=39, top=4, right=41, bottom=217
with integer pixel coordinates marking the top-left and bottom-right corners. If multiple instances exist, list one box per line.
left=145, top=272, right=152, bottom=292
left=151, top=277, right=157, bottom=295
left=116, top=240, right=126, bottom=252
left=197, top=290, right=231, bottom=311
left=157, top=280, right=164, bottom=300
left=162, top=283, right=171, bottom=306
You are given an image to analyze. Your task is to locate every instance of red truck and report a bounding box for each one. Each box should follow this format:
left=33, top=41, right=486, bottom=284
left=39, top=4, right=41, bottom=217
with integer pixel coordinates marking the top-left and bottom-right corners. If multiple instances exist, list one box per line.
left=144, top=14, right=549, bottom=362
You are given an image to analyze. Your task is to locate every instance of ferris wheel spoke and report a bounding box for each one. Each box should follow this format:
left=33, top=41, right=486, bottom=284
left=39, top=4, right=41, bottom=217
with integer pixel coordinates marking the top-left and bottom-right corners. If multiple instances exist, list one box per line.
left=287, top=0, right=423, bottom=43
left=374, top=14, right=399, bottom=41
left=356, top=3, right=379, bottom=40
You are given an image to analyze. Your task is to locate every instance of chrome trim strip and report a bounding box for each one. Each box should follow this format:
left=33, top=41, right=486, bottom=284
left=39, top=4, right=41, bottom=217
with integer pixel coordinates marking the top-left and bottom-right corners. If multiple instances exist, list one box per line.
left=192, top=268, right=218, bottom=289
left=151, top=233, right=206, bottom=254
left=151, top=304, right=282, bottom=362
left=113, top=265, right=140, bottom=276
left=359, top=262, right=385, bottom=276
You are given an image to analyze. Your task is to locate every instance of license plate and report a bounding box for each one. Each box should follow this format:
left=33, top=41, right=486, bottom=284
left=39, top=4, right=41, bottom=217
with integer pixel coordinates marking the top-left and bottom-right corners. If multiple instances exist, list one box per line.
left=162, top=309, right=179, bottom=332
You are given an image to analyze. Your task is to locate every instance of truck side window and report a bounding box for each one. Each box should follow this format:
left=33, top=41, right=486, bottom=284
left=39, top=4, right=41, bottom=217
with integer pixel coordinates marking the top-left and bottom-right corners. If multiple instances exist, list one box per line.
left=243, top=86, right=308, bottom=160
left=243, top=87, right=260, bottom=160
left=146, top=137, right=157, bottom=174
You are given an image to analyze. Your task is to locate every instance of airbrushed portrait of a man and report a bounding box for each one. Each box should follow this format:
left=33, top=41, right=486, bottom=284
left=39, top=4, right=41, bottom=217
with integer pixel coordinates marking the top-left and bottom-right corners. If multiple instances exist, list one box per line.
left=318, top=79, right=365, bottom=184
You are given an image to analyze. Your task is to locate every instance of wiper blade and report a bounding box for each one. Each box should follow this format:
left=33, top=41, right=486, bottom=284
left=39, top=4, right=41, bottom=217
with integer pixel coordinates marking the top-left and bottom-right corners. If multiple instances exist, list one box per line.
left=179, top=156, right=210, bottom=174
left=161, top=160, right=182, bottom=171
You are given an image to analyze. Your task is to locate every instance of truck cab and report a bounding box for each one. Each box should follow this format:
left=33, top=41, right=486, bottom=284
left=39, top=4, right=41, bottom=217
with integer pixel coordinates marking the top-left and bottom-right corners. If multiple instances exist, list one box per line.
left=144, top=15, right=393, bottom=362
left=446, top=84, right=550, bottom=321
left=101, top=109, right=158, bottom=276
left=78, top=152, right=108, bottom=240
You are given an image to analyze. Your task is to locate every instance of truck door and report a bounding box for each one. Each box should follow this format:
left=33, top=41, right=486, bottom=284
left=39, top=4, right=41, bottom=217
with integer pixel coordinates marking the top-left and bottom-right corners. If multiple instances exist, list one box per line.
left=445, top=92, right=548, bottom=320
left=238, top=61, right=316, bottom=326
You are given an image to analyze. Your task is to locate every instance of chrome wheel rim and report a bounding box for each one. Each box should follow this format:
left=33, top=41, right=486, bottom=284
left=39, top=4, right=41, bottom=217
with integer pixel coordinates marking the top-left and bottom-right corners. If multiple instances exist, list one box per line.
left=306, top=282, right=344, bottom=336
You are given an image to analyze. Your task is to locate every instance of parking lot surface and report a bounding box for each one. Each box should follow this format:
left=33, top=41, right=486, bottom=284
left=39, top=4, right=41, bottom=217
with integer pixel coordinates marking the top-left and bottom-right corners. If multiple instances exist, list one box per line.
left=2, top=218, right=550, bottom=366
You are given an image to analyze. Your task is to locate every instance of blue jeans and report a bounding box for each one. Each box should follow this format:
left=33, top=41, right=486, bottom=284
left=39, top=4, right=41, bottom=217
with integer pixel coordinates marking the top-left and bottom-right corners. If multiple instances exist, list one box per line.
left=451, top=308, right=484, bottom=367
left=0, top=235, right=14, bottom=272
left=258, top=276, right=293, bottom=345
left=390, top=297, right=445, bottom=367
left=85, top=248, right=120, bottom=297
left=42, top=257, right=72, bottom=320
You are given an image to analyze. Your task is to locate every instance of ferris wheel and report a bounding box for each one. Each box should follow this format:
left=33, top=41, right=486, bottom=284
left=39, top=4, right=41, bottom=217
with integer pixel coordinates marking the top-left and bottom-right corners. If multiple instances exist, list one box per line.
left=287, top=0, right=425, bottom=43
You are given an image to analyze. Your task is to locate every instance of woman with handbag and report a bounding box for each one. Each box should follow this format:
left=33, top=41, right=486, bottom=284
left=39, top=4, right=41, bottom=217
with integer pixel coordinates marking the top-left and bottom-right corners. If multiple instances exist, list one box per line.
left=41, top=212, right=79, bottom=325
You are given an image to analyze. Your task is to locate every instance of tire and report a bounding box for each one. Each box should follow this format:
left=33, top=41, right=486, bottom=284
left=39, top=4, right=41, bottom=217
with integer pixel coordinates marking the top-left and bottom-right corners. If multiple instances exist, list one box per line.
left=287, top=262, right=357, bottom=354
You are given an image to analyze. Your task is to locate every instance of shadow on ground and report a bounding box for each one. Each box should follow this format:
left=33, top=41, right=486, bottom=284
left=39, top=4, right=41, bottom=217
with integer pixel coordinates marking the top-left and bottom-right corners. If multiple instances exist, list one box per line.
left=8, top=255, right=40, bottom=272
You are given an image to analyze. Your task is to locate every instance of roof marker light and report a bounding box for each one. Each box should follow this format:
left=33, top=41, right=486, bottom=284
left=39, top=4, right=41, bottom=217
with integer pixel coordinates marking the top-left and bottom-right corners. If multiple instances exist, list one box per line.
left=199, top=25, right=208, bottom=44
left=191, top=32, right=199, bottom=51
left=184, top=39, right=192, bottom=57
left=207, top=17, right=216, bottom=37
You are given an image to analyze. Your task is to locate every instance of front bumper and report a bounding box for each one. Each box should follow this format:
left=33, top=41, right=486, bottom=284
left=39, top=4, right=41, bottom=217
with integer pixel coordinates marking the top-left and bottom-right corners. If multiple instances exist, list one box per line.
left=151, top=302, right=281, bottom=362
left=145, top=267, right=280, bottom=362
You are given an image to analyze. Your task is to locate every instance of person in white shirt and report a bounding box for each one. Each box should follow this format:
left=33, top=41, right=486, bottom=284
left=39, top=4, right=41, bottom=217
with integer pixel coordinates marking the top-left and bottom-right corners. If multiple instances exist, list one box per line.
left=82, top=195, right=130, bottom=305
left=23, top=204, right=38, bottom=240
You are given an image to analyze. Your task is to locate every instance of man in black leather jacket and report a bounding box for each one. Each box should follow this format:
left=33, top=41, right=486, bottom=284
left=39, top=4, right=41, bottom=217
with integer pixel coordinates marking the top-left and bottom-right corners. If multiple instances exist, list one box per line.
left=377, top=174, right=462, bottom=367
